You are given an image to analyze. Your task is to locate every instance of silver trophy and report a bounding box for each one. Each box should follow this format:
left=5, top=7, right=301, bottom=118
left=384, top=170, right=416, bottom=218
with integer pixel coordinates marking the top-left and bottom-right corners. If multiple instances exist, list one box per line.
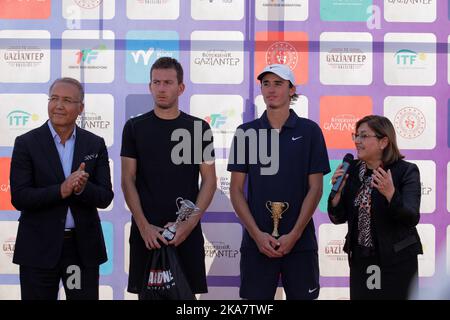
left=161, top=197, right=200, bottom=241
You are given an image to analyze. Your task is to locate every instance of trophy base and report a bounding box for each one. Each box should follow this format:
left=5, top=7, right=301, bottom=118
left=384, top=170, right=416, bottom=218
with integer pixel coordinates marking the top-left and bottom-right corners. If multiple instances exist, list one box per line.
left=161, top=229, right=175, bottom=241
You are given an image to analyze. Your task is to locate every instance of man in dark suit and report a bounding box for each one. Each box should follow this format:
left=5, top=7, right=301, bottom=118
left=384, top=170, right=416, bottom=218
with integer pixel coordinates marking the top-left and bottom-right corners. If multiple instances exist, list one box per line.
left=10, top=77, right=114, bottom=300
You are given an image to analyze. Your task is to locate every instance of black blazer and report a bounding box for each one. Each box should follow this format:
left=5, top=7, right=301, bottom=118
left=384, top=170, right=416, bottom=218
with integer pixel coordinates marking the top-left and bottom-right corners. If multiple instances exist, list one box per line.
left=328, top=159, right=422, bottom=267
left=10, top=122, right=114, bottom=268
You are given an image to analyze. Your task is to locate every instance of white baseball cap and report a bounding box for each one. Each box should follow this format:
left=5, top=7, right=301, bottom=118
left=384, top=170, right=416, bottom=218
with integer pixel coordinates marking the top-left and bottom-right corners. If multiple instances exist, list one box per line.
left=257, top=64, right=296, bottom=86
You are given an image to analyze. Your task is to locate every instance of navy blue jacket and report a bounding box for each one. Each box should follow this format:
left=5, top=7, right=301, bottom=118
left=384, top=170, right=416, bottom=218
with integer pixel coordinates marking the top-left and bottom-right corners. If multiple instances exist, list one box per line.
left=10, top=122, right=113, bottom=268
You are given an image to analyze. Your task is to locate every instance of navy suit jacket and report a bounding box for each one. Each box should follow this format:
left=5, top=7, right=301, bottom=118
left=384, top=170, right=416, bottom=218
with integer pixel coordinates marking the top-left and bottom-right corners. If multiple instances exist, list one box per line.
left=10, top=122, right=114, bottom=268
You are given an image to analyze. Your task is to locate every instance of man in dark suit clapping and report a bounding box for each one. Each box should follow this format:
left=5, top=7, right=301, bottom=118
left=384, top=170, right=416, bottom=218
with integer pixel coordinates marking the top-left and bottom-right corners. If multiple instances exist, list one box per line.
left=10, top=77, right=114, bottom=300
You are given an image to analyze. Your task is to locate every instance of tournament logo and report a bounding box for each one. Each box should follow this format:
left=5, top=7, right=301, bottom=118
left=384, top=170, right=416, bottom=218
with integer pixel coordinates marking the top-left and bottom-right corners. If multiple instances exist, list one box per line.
left=74, top=0, right=103, bottom=9
left=266, top=41, right=298, bottom=69
left=394, top=107, right=426, bottom=139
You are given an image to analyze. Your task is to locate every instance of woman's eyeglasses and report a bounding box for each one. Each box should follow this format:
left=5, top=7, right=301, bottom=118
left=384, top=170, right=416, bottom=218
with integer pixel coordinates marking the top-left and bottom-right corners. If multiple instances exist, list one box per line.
left=351, top=133, right=379, bottom=142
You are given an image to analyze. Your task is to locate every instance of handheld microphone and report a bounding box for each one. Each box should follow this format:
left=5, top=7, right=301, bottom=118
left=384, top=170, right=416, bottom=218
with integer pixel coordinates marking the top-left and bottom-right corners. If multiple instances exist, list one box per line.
left=329, top=153, right=354, bottom=200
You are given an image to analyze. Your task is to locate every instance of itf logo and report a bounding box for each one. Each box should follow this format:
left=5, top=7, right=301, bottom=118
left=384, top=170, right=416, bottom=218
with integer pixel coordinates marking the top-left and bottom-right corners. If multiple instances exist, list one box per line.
left=384, top=33, right=436, bottom=86
left=0, top=94, right=47, bottom=146
left=395, top=49, right=421, bottom=66
left=126, top=31, right=179, bottom=84
left=7, top=110, right=39, bottom=128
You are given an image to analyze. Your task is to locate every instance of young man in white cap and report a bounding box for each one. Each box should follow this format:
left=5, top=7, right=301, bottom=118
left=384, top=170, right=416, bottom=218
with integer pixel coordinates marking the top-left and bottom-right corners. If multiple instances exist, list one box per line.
left=227, top=64, right=330, bottom=300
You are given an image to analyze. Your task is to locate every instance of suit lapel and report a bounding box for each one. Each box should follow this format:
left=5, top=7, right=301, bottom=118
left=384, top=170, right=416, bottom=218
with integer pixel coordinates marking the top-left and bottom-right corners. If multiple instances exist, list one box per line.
left=37, top=122, right=66, bottom=182
left=71, top=126, right=84, bottom=172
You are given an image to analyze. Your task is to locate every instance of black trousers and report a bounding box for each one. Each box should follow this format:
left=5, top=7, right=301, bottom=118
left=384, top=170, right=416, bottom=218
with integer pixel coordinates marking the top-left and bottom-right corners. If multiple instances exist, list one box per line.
left=19, top=232, right=99, bottom=300
left=349, top=249, right=418, bottom=300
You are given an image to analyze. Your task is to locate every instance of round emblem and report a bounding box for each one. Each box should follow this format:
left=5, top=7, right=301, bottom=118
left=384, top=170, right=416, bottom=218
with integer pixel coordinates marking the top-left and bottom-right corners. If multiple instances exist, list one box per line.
left=394, top=107, right=426, bottom=139
left=266, top=41, right=298, bottom=70
left=74, top=0, right=103, bottom=9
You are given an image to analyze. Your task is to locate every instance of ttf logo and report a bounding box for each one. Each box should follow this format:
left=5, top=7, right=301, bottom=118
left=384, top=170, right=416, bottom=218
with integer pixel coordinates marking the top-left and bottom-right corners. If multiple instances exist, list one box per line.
left=76, top=45, right=106, bottom=64
left=205, top=114, right=227, bottom=129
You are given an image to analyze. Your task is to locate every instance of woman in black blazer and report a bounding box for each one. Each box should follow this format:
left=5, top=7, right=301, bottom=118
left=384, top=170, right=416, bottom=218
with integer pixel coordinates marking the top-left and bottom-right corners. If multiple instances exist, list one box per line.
left=328, top=115, right=422, bottom=300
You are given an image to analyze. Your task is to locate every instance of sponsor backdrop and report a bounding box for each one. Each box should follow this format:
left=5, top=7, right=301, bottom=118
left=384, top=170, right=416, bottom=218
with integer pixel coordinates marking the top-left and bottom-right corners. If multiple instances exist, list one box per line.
left=0, top=0, right=449, bottom=300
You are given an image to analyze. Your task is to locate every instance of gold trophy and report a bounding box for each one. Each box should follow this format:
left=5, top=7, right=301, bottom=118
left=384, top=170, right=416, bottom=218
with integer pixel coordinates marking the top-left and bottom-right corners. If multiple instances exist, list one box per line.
left=265, top=201, right=289, bottom=238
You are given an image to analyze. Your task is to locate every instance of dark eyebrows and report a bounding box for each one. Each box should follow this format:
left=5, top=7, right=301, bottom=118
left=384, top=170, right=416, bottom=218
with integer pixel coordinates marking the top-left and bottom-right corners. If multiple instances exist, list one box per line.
left=151, top=79, right=175, bottom=84
left=50, top=94, right=76, bottom=100
left=262, top=80, right=284, bottom=85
